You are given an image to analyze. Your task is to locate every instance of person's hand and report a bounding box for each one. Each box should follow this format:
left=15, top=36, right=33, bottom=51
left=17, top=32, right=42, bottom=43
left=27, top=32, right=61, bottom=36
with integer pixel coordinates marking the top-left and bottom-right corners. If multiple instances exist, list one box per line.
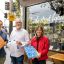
left=16, top=41, right=22, bottom=46
left=37, top=53, right=41, bottom=58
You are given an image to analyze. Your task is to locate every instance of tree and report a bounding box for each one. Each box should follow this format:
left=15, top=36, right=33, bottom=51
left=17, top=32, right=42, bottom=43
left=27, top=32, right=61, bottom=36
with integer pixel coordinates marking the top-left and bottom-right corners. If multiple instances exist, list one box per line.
left=49, top=0, right=64, bottom=16
left=14, top=0, right=21, bottom=17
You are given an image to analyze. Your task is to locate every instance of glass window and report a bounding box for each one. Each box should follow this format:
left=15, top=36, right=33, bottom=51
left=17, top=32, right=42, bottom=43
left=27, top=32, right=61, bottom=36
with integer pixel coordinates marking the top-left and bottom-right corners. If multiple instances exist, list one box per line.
left=27, top=2, right=64, bottom=51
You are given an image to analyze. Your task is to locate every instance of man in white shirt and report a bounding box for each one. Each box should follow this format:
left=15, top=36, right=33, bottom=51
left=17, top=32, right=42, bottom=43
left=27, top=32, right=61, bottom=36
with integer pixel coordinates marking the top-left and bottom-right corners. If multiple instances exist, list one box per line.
left=8, top=18, right=29, bottom=64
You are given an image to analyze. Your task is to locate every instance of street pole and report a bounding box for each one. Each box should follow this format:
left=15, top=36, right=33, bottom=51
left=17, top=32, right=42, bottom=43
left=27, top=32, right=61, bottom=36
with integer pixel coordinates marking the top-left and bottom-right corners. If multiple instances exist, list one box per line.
left=9, top=0, right=13, bottom=35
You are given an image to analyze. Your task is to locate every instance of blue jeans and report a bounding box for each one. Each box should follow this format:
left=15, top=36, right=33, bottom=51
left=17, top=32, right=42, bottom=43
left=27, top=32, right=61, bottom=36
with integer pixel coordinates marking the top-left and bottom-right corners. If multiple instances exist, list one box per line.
left=11, top=55, right=24, bottom=64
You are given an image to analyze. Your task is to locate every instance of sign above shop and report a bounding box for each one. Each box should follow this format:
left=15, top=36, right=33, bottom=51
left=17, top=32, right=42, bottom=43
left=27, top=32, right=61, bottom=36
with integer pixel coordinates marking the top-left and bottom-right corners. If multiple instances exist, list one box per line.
left=8, top=12, right=16, bottom=21
left=19, top=0, right=51, bottom=7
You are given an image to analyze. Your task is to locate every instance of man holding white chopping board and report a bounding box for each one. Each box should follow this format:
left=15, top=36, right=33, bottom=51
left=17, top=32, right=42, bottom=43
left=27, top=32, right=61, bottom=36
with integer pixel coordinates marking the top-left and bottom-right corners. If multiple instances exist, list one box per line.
left=7, top=18, right=29, bottom=64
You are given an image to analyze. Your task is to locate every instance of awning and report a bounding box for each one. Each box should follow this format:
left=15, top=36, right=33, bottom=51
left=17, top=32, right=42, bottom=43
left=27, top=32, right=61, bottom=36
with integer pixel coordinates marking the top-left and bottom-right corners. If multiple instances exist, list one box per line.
left=19, top=0, right=51, bottom=7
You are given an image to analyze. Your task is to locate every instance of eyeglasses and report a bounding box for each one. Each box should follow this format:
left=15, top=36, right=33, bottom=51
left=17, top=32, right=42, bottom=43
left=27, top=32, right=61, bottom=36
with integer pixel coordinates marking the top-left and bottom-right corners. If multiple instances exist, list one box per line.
left=16, top=22, right=22, bottom=23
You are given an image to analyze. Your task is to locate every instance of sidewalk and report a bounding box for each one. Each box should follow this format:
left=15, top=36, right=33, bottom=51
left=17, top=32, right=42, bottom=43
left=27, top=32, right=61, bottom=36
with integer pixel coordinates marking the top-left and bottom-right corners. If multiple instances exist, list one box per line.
left=4, top=46, right=11, bottom=64
left=4, top=47, right=53, bottom=64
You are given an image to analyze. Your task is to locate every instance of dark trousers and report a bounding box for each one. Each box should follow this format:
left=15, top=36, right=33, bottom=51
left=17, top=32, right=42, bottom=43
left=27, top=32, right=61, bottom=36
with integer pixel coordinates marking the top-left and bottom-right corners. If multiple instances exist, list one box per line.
left=11, top=55, right=24, bottom=64
left=32, top=58, right=46, bottom=64
left=0, top=48, right=6, bottom=64
left=0, top=48, right=6, bottom=57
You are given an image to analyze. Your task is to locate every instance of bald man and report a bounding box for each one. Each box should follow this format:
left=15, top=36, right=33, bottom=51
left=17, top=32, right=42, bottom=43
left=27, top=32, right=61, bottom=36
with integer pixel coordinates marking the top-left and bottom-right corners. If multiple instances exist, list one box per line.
left=8, top=18, right=29, bottom=64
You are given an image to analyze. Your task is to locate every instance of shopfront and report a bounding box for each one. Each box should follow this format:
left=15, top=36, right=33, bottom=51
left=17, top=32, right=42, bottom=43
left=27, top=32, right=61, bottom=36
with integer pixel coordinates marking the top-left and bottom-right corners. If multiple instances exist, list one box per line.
left=19, top=0, right=64, bottom=64
left=22, top=1, right=64, bottom=51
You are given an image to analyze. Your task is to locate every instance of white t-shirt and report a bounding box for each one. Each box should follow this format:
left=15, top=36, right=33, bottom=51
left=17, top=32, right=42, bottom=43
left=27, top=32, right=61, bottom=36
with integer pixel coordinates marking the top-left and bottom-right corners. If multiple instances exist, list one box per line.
left=7, top=28, right=29, bottom=57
